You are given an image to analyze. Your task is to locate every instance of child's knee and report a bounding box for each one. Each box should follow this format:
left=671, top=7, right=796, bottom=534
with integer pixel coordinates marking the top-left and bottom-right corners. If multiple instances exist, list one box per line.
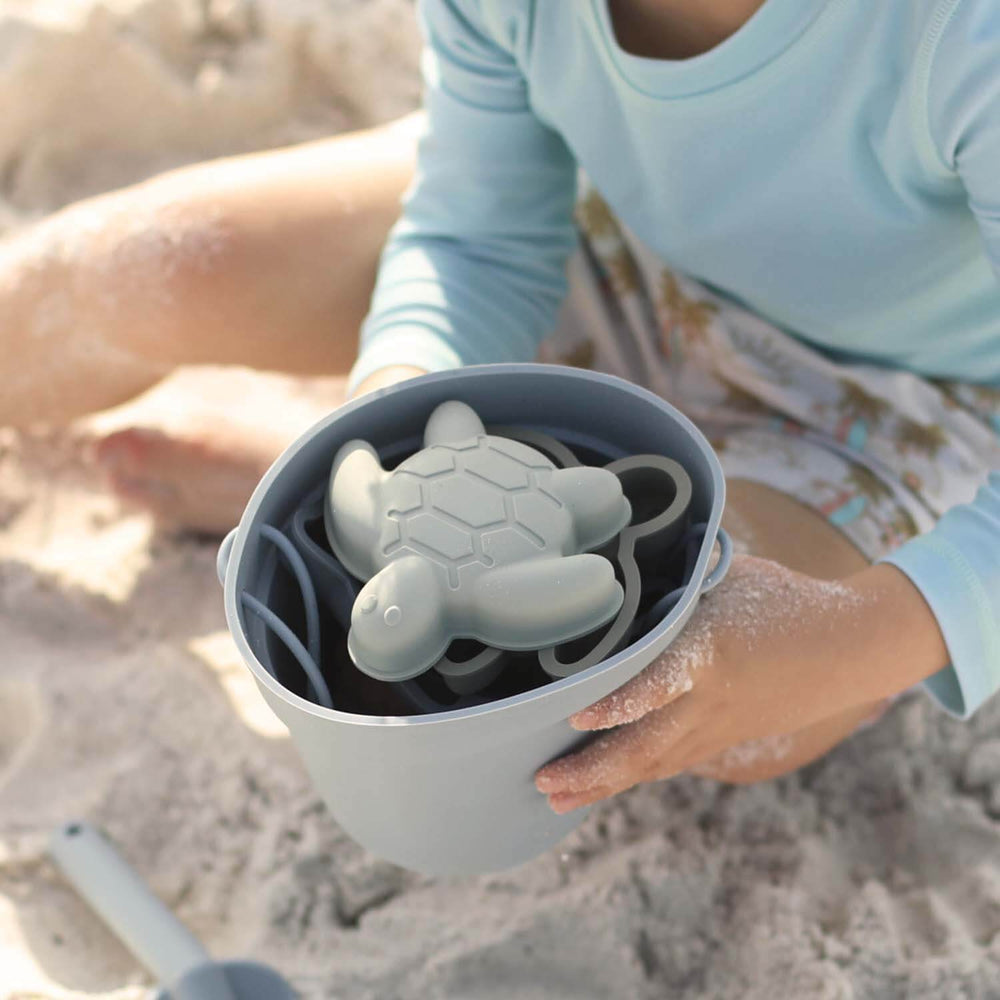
left=61, top=181, right=242, bottom=363
left=106, top=186, right=236, bottom=300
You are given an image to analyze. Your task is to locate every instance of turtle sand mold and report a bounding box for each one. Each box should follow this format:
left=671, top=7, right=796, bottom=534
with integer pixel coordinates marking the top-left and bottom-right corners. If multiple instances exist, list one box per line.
left=325, top=400, right=633, bottom=683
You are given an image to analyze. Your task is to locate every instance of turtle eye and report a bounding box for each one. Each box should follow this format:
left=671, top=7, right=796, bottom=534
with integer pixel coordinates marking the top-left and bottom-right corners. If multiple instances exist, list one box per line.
left=383, top=605, right=402, bottom=627
left=360, top=593, right=379, bottom=614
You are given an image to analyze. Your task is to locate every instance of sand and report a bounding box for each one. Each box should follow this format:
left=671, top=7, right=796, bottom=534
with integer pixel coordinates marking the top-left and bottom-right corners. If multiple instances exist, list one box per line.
left=3, top=1, right=1000, bottom=997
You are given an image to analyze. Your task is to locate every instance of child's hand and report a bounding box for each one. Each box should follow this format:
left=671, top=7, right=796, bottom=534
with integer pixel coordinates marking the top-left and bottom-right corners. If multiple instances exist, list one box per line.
left=535, top=553, right=948, bottom=813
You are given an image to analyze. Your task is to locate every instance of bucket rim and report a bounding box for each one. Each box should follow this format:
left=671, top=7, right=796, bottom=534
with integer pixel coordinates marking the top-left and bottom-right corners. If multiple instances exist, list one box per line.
left=223, top=363, right=727, bottom=727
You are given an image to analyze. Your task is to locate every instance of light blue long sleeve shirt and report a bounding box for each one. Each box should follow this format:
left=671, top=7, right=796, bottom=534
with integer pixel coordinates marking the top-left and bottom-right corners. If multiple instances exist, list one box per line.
left=350, top=0, right=1000, bottom=718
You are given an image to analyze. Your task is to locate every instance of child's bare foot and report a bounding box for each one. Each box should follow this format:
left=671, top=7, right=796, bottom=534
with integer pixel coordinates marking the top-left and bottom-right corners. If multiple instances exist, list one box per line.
left=93, top=425, right=279, bottom=536
left=82, top=366, right=347, bottom=535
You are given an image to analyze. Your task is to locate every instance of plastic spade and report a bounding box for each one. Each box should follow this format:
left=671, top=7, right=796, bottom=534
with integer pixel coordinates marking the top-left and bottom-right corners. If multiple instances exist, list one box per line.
left=49, top=822, right=297, bottom=1000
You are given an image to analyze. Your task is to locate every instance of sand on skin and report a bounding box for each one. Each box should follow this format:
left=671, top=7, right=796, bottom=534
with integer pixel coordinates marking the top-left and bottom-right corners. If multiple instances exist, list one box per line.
left=3, top=2, right=1000, bottom=997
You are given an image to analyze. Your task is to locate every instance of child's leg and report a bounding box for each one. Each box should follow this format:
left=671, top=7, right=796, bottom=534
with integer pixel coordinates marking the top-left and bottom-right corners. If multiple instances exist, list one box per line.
left=2, top=113, right=421, bottom=532
left=2, top=112, right=421, bottom=427
left=90, top=368, right=352, bottom=534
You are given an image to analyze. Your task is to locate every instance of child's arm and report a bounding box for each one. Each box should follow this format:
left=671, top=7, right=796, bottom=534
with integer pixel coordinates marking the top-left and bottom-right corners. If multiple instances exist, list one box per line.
left=540, top=2, right=1000, bottom=806
left=876, top=3, right=1000, bottom=718
left=348, top=0, right=579, bottom=393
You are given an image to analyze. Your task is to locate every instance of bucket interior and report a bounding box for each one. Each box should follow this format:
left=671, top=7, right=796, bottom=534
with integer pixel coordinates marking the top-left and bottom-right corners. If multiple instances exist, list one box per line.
left=232, top=368, right=722, bottom=717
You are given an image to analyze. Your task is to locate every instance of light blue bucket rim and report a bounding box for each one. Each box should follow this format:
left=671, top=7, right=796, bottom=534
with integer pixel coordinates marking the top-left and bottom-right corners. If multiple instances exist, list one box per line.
left=220, top=363, right=729, bottom=728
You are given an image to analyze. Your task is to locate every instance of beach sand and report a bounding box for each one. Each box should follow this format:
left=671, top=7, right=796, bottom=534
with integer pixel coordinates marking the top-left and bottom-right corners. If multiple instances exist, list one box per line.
left=2, top=2, right=1000, bottom=996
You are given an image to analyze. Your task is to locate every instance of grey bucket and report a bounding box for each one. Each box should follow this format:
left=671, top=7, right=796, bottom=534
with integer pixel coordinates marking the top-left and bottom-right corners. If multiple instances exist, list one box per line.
left=217, top=364, right=731, bottom=876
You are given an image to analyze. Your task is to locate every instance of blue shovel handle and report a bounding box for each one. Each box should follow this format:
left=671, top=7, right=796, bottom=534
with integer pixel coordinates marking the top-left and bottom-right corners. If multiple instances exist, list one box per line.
left=48, top=822, right=236, bottom=999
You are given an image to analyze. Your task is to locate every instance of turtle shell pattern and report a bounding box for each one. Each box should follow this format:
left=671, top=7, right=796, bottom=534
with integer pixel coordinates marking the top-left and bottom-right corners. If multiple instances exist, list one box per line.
left=376, top=435, right=577, bottom=588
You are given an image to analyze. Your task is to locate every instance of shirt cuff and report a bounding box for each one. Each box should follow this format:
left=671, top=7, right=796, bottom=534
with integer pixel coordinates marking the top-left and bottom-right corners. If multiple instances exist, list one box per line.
left=347, top=328, right=465, bottom=395
left=881, top=534, right=1000, bottom=718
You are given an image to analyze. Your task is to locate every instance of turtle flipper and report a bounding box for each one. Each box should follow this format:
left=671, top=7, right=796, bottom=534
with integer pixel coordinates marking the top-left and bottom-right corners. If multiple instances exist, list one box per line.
left=423, top=400, right=486, bottom=446
left=471, top=554, right=623, bottom=649
left=326, top=440, right=388, bottom=581
left=348, top=556, right=451, bottom=682
left=546, top=467, right=632, bottom=551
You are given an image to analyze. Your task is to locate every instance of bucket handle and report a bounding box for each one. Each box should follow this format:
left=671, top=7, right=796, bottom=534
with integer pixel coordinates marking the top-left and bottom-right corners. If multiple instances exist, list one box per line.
left=701, top=527, right=733, bottom=594
left=217, top=528, right=238, bottom=587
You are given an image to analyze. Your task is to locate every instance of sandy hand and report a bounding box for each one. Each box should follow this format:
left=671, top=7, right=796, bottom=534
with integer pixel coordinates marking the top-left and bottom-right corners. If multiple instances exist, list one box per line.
left=535, top=554, right=876, bottom=813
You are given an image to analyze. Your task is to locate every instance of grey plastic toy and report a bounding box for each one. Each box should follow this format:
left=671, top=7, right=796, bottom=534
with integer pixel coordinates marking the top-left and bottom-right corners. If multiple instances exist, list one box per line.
left=48, top=822, right=297, bottom=1000
left=325, top=400, right=633, bottom=682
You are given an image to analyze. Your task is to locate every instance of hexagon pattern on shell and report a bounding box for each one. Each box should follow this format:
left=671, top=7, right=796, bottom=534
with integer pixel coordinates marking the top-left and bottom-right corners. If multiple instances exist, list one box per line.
left=325, top=401, right=633, bottom=682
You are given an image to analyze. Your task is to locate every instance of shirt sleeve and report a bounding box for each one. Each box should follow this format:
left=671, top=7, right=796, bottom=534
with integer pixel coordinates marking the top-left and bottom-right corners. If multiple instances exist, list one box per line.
left=348, top=0, right=579, bottom=392
left=926, top=0, right=1000, bottom=276
left=883, top=2, right=1000, bottom=717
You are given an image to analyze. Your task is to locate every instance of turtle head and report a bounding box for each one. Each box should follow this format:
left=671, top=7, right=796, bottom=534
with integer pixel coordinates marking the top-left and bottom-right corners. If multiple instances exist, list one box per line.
left=348, top=556, right=451, bottom=683
left=424, top=400, right=486, bottom=447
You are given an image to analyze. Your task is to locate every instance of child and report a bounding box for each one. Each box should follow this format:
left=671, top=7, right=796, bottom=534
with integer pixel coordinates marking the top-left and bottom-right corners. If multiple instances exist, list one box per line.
left=3, top=0, right=997, bottom=811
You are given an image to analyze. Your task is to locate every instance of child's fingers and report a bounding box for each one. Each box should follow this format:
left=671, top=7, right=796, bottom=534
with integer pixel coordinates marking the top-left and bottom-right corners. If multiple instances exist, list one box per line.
left=536, top=701, right=689, bottom=794
left=547, top=786, right=612, bottom=814
left=568, top=643, right=702, bottom=730
left=535, top=727, right=635, bottom=794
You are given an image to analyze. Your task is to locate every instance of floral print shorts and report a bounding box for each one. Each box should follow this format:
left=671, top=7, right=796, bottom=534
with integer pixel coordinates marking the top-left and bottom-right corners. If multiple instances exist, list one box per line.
left=539, top=186, right=1000, bottom=565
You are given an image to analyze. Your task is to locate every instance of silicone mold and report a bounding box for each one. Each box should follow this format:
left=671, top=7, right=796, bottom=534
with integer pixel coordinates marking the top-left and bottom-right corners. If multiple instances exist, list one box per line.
left=325, top=400, right=632, bottom=682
